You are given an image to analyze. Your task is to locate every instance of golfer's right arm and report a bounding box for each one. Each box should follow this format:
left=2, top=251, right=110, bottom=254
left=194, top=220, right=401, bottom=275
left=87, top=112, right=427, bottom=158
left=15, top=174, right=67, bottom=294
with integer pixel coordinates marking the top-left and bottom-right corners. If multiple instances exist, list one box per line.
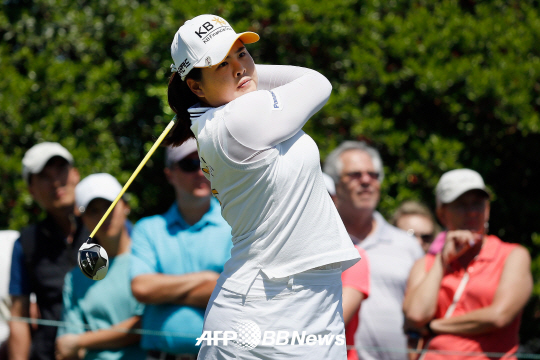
left=8, top=296, right=31, bottom=360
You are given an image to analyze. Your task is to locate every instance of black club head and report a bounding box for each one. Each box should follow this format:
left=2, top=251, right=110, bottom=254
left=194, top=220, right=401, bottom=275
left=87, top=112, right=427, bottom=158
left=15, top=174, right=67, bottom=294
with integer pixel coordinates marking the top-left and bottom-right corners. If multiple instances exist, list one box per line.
left=78, top=240, right=109, bottom=280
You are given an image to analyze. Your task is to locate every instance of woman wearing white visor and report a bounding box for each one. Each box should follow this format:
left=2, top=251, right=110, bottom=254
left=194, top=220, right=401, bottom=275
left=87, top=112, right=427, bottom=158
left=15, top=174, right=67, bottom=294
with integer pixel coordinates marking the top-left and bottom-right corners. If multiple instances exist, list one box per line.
left=164, top=14, right=360, bottom=359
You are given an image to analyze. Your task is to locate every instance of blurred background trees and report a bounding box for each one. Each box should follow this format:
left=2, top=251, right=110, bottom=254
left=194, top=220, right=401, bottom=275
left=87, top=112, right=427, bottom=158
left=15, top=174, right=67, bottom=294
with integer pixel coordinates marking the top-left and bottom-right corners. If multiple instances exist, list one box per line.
left=1, top=0, right=540, bottom=348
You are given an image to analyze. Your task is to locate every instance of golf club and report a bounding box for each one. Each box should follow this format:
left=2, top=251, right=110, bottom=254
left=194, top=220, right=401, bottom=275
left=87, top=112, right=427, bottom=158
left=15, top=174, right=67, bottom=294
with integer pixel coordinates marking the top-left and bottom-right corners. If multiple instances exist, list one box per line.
left=78, top=119, right=176, bottom=280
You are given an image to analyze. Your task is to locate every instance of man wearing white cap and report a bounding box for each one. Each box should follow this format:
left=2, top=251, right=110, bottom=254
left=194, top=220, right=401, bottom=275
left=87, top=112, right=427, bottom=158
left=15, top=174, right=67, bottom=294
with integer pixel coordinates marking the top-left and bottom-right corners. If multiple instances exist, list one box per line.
left=56, top=173, right=146, bottom=360
left=130, top=140, right=233, bottom=360
left=8, top=142, right=88, bottom=360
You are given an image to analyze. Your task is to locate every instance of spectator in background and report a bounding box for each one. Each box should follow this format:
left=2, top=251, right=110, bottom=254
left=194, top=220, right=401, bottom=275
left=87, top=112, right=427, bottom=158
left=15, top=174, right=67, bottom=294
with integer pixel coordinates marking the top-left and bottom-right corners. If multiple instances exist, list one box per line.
left=9, top=142, right=88, bottom=360
left=391, top=201, right=439, bottom=253
left=130, top=140, right=233, bottom=360
left=403, top=169, right=532, bottom=360
left=56, top=173, right=145, bottom=360
left=1, top=230, right=19, bottom=359
left=391, top=201, right=439, bottom=360
left=322, top=172, right=370, bottom=360
left=341, top=248, right=370, bottom=360
left=324, top=141, right=424, bottom=360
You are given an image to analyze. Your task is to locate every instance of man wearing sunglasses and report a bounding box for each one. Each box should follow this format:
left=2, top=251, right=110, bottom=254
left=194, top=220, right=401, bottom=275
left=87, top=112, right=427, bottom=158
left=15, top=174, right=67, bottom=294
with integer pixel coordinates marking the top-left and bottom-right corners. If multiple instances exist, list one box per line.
left=130, top=139, right=233, bottom=360
left=324, top=141, right=424, bottom=360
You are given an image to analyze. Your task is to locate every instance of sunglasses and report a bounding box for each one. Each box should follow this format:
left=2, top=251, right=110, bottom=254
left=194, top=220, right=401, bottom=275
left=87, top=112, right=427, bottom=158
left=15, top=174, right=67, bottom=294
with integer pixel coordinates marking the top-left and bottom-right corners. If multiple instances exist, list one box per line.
left=343, top=171, right=380, bottom=181
left=406, top=229, right=435, bottom=244
left=176, top=158, right=201, bottom=172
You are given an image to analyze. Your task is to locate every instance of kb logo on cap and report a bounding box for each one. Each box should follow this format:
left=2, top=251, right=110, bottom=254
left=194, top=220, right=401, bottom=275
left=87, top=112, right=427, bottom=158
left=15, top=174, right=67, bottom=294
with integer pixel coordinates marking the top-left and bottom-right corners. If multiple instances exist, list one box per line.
left=195, top=17, right=229, bottom=39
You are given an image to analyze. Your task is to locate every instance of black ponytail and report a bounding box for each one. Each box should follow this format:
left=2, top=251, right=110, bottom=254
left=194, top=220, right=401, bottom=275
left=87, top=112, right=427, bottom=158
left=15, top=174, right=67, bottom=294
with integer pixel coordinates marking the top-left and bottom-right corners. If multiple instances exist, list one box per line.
left=163, top=68, right=203, bottom=147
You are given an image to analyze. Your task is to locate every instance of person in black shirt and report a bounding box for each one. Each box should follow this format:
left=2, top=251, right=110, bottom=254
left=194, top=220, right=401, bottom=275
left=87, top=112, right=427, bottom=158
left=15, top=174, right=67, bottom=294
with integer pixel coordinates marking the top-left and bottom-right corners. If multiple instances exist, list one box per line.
left=8, top=142, right=87, bottom=360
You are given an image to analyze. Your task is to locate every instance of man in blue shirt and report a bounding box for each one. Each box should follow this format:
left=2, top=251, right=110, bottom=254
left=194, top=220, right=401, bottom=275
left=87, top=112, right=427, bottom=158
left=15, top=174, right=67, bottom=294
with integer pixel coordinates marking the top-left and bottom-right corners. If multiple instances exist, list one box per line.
left=130, top=139, right=232, bottom=360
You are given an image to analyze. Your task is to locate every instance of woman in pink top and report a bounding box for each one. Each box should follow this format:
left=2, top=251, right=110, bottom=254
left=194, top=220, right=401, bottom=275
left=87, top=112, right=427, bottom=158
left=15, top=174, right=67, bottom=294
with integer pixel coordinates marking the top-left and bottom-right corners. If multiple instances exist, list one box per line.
left=341, top=246, right=370, bottom=360
left=403, top=169, right=532, bottom=360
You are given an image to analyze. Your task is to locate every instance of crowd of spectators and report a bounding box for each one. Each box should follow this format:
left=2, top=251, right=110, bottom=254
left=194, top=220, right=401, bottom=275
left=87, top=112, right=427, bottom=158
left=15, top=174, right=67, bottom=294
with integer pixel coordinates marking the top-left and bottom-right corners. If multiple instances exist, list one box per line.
left=0, top=140, right=532, bottom=360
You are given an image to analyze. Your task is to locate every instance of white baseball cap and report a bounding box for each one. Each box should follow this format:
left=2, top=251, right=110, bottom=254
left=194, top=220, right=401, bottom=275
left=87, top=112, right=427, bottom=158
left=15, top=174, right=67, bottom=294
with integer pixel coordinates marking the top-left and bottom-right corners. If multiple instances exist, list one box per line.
left=22, top=142, right=74, bottom=183
left=170, top=14, right=259, bottom=80
left=165, top=138, right=198, bottom=167
left=75, top=173, right=123, bottom=213
left=435, top=169, right=489, bottom=205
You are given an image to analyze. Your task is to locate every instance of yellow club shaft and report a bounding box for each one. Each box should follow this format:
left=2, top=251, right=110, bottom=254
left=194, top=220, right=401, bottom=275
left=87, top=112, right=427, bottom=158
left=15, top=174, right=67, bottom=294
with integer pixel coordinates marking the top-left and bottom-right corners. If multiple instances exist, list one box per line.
left=89, top=119, right=176, bottom=238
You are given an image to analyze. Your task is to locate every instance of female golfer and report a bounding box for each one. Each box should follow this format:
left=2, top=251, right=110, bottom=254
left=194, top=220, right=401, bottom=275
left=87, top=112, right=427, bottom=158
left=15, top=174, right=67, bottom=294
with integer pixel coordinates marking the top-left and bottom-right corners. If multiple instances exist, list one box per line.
left=165, top=14, right=360, bottom=359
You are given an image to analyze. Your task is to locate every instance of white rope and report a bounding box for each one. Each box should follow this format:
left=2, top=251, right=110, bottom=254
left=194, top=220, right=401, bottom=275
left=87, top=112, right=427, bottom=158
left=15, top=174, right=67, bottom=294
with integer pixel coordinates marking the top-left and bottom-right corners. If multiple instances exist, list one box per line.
left=3, top=317, right=540, bottom=359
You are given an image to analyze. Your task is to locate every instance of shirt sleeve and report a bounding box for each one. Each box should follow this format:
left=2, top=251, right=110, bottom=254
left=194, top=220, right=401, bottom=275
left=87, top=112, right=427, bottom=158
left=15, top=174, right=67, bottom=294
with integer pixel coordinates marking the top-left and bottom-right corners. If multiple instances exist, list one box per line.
left=130, top=220, right=159, bottom=280
left=341, top=246, right=370, bottom=299
left=9, top=239, right=30, bottom=296
left=224, top=64, right=332, bottom=151
left=57, top=271, right=86, bottom=336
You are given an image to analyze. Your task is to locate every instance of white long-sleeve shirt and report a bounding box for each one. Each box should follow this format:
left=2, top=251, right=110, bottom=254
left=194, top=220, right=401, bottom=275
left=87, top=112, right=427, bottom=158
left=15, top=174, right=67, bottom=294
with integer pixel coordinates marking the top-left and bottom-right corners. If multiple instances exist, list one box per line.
left=190, top=65, right=360, bottom=295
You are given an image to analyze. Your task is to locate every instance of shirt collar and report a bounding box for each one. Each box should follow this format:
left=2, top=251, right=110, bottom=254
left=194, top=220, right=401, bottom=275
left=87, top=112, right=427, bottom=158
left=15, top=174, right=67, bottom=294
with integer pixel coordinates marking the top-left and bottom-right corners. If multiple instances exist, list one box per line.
left=188, top=103, right=212, bottom=121
left=359, top=211, right=393, bottom=246
left=41, top=213, right=88, bottom=247
left=444, top=235, right=500, bottom=274
left=164, top=198, right=221, bottom=230
left=474, top=235, right=500, bottom=262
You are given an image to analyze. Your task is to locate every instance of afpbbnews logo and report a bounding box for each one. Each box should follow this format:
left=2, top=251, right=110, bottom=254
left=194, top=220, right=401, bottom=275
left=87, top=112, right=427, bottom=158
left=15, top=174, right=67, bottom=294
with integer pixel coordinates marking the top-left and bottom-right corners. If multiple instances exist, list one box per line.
left=195, top=320, right=345, bottom=350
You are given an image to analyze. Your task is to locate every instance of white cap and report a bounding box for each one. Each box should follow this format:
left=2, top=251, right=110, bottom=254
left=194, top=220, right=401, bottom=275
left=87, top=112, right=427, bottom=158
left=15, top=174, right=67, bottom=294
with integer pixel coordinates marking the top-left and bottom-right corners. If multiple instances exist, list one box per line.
left=436, top=169, right=489, bottom=205
left=322, top=173, right=336, bottom=196
left=165, top=138, right=198, bottom=167
left=75, top=173, right=122, bottom=213
left=22, top=142, right=74, bottom=183
left=170, top=14, right=259, bottom=80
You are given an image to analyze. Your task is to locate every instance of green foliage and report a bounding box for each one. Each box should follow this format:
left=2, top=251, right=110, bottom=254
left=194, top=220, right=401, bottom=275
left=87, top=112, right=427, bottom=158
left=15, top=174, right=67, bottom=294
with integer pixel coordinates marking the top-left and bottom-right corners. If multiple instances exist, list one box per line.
left=1, top=0, right=540, bottom=344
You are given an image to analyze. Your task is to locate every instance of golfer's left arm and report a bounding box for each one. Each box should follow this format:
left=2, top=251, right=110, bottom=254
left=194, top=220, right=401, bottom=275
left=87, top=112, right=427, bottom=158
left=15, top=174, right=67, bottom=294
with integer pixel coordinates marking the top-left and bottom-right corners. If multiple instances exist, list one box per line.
left=226, top=65, right=332, bottom=150
left=430, top=246, right=532, bottom=335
